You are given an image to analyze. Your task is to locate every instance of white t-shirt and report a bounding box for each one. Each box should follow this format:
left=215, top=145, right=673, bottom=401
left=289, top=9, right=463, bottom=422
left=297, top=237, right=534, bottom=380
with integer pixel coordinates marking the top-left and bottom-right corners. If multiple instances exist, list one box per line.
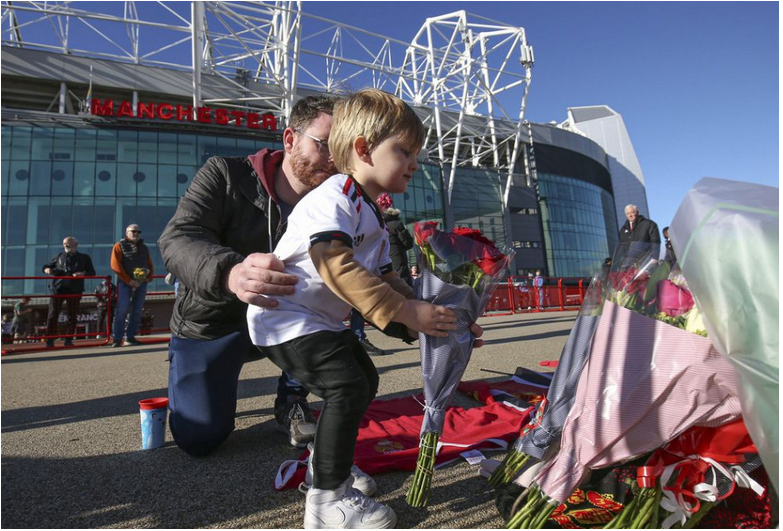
left=248, top=174, right=393, bottom=346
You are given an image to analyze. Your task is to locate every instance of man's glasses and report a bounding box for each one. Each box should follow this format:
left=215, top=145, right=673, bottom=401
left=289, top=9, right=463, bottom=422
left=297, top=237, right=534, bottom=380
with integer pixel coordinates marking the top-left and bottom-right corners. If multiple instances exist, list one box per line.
left=294, top=129, right=330, bottom=159
left=128, top=230, right=141, bottom=234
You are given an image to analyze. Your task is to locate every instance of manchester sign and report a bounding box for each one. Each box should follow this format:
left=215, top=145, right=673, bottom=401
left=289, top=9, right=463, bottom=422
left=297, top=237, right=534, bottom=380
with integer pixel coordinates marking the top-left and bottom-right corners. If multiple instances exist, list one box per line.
left=90, top=99, right=278, bottom=130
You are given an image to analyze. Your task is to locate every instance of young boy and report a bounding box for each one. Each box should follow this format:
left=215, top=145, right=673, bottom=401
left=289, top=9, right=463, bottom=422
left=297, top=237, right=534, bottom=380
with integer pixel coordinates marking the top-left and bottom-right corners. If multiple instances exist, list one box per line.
left=248, top=89, right=458, bottom=529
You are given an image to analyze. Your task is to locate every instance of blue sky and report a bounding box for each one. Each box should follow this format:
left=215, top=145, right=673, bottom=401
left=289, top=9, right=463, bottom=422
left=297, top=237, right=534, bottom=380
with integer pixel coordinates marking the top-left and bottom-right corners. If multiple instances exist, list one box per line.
left=10, top=1, right=777, bottom=229
left=301, top=1, right=779, bottom=230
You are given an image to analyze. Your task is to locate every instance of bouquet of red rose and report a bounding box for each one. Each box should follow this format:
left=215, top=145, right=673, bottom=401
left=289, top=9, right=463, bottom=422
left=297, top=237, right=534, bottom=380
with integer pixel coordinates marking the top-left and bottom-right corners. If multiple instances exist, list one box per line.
left=406, top=221, right=514, bottom=507
left=607, top=255, right=707, bottom=337
left=605, top=419, right=763, bottom=529
left=504, top=244, right=742, bottom=529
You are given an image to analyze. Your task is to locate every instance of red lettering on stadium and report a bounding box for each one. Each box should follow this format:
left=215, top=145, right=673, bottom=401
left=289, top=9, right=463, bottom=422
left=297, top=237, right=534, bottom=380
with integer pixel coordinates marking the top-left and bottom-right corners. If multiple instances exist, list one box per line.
left=90, top=99, right=277, bottom=131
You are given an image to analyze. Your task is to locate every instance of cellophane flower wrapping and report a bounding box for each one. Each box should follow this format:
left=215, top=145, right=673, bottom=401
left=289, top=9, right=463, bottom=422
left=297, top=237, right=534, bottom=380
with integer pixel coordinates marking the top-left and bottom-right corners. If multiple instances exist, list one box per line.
left=531, top=244, right=743, bottom=505
left=413, top=221, right=515, bottom=435
left=512, top=269, right=605, bottom=461
left=606, top=245, right=707, bottom=337
left=669, top=177, right=779, bottom=495
left=407, top=223, right=514, bottom=507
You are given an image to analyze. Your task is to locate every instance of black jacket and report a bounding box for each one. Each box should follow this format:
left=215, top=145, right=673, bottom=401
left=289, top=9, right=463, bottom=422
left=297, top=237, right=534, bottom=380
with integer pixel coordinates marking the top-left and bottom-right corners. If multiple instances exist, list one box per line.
left=382, top=208, right=413, bottom=280
left=42, top=251, right=96, bottom=294
left=158, top=152, right=285, bottom=340
left=618, top=214, right=660, bottom=244
left=618, top=214, right=661, bottom=262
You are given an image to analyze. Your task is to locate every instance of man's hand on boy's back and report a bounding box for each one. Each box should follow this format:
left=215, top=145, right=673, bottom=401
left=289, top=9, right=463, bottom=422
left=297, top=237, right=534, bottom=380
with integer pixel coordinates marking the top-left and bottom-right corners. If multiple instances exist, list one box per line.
left=226, top=253, right=298, bottom=307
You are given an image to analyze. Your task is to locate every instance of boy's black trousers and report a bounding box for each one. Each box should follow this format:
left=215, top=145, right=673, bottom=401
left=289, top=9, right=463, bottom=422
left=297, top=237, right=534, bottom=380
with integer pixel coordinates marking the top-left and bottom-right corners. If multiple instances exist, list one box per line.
left=260, top=329, right=379, bottom=490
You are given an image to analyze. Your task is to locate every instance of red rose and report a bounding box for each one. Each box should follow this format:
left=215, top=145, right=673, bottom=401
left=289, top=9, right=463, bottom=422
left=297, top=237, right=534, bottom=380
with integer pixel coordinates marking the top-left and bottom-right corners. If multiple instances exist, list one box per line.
left=414, top=221, right=439, bottom=246
left=655, top=279, right=695, bottom=317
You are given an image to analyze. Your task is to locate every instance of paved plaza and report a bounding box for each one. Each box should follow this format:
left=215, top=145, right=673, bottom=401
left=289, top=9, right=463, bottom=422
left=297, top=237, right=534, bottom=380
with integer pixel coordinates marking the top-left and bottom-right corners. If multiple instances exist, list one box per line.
left=2, top=311, right=577, bottom=529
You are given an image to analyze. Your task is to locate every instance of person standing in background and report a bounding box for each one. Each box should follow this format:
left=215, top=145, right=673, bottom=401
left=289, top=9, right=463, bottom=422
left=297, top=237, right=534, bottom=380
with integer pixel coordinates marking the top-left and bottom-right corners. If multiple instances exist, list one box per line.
left=377, top=192, right=414, bottom=284
left=662, top=226, right=677, bottom=265
left=534, top=269, right=545, bottom=310
left=12, top=296, right=33, bottom=343
left=94, top=277, right=117, bottom=339
left=111, top=224, right=153, bottom=347
left=42, top=237, right=95, bottom=348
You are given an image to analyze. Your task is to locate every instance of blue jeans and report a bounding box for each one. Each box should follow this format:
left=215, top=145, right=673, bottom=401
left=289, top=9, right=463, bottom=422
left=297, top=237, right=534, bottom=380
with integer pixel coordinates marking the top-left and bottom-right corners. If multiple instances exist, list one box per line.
left=168, top=331, right=308, bottom=457
left=349, top=309, right=366, bottom=340
left=113, top=281, right=147, bottom=341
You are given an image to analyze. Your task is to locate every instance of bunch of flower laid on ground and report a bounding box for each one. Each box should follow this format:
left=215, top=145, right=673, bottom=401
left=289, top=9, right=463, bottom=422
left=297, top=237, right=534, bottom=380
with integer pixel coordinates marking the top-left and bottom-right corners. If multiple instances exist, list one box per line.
left=604, top=419, right=763, bottom=529
left=406, top=221, right=514, bottom=508
left=489, top=271, right=606, bottom=488
left=505, top=243, right=743, bottom=528
left=607, top=254, right=707, bottom=337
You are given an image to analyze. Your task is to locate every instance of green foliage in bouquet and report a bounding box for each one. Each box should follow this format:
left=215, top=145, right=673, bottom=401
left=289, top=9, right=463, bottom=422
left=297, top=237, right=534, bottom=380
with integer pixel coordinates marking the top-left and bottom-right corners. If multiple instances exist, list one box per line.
left=608, top=261, right=707, bottom=337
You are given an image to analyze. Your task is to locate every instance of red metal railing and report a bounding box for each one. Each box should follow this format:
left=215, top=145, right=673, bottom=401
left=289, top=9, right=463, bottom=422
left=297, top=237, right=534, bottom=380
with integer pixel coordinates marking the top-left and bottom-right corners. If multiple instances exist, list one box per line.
left=3, top=273, right=588, bottom=355
left=482, top=276, right=588, bottom=316
left=1, top=275, right=173, bottom=355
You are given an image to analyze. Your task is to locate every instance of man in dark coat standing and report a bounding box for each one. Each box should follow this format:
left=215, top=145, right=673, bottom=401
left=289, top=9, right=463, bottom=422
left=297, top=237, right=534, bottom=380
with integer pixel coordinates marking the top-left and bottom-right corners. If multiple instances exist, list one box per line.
left=42, top=236, right=96, bottom=348
left=618, top=204, right=661, bottom=262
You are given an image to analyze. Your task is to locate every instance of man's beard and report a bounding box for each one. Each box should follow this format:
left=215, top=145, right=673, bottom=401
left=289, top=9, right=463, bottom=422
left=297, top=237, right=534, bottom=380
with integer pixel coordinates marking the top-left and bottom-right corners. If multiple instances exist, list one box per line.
left=289, top=148, right=336, bottom=191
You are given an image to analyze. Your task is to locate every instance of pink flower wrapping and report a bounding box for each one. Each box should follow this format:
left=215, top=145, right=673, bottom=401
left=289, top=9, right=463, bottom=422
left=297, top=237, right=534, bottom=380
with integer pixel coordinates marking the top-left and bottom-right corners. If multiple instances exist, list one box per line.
left=535, top=300, right=743, bottom=503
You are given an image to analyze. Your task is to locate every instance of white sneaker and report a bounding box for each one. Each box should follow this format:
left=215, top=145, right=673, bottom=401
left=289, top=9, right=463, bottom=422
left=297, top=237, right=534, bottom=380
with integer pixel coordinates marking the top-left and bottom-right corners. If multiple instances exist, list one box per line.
left=304, top=477, right=397, bottom=529
left=300, top=442, right=377, bottom=496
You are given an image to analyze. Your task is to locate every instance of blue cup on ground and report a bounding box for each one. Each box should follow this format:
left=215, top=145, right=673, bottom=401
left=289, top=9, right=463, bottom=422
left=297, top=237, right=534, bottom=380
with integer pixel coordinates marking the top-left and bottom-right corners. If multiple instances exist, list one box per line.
left=139, top=397, right=169, bottom=450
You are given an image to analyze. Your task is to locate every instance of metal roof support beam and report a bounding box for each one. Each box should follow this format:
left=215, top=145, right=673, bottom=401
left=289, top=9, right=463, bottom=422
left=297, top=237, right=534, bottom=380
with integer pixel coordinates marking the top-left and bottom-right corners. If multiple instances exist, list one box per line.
left=191, top=0, right=203, bottom=111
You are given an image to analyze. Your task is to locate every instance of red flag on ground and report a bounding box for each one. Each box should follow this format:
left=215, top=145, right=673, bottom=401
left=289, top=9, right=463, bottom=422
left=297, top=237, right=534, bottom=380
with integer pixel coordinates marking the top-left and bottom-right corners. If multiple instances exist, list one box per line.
left=275, top=380, right=544, bottom=490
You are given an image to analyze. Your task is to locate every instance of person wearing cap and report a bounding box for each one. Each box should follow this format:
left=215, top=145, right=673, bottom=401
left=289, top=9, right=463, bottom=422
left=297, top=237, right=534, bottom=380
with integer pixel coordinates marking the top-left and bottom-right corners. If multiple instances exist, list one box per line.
left=42, top=236, right=96, bottom=348
left=111, top=224, right=154, bottom=347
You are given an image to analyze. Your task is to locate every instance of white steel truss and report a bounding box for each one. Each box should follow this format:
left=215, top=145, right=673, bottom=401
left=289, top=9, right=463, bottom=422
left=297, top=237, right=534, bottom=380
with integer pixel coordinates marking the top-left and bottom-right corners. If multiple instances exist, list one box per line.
left=2, top=1, right=534, bottom=182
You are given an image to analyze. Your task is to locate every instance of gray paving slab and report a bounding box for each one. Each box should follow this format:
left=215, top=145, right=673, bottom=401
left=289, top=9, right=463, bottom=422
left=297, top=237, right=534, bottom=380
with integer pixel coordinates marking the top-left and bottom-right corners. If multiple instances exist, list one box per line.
left=1, top=310, right=577, bottom=529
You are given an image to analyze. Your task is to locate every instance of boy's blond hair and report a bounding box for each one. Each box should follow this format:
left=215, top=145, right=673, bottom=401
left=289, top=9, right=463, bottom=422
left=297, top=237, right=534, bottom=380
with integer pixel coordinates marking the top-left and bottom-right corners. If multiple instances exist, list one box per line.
left=329, top=88, right=425, bottom=175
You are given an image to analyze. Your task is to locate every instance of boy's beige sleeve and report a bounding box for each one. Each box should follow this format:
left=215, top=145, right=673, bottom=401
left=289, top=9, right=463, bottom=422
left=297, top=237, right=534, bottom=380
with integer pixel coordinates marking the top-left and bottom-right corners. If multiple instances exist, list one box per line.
left=381, top=270, right=414, bottom=300
left=309, top=240, right=410, bottom=329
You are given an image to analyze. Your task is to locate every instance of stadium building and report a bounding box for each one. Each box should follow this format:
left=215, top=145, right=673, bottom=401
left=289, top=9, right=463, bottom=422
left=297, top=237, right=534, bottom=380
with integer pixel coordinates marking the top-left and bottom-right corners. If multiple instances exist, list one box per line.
left=1, top=2, right=650, bottom=303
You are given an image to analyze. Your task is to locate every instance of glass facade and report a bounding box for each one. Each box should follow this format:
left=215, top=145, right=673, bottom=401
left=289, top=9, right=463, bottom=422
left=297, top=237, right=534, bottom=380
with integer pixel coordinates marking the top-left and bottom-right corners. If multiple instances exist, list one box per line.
left=1, top=124, right=276, bottom=295
left=1, top=119, right=619, bottom=296
left=451, top=167, right=509, bottom=249
left=538, top=172, right=618, bottom=278
left=391, top=161, right=445, bottom=225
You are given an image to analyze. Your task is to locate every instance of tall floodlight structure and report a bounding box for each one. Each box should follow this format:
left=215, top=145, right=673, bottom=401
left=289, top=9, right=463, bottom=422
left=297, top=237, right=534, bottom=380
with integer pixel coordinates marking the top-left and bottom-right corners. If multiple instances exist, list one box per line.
left=1, top=1, right=533, bottom=176
left=396, top=11, right=535, bottom=204
left=1, top=1, right=302, bottom=119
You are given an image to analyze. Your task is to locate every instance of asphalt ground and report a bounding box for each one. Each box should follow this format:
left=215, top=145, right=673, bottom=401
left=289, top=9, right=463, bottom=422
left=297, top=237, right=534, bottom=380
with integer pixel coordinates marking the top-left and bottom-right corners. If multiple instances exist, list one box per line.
left=1, top=310, right=578, bottom=529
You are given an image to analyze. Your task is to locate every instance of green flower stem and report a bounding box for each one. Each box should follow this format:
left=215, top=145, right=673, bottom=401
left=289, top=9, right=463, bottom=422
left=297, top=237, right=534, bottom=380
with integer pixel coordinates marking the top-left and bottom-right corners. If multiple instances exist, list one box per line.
left=506, top=486, right=553, bottom=529
left=630, top=490, right=656, bottom=528
left=405, top=432, right=439, bottom=507
left=604, top=491, right=641, bottom=529
left=488, top=449, right=530, bottom=487
left=530, top=501, right=556, bottom=529
left=677, top=501, right=714, bottom=529
left=649, top=486, right=663, bottom=528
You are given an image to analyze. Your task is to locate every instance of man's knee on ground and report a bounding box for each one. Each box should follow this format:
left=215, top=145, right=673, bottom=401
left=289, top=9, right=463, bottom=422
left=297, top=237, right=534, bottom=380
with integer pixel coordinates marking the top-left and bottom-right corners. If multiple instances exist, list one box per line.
left=170, top=416, right=233, bottom=458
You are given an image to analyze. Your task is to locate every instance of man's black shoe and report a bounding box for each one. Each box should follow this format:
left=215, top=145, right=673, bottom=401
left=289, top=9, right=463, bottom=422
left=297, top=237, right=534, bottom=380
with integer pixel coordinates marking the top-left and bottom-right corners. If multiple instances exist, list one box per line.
left=45, top=339, right=55, bottom=348
left=63, top=339, right=74, bottom=347
left=111, top=341, right=122, bottom=348
left=124, top=339, right=142, bottom=346
left=360, top=338, right=387, bottom=356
